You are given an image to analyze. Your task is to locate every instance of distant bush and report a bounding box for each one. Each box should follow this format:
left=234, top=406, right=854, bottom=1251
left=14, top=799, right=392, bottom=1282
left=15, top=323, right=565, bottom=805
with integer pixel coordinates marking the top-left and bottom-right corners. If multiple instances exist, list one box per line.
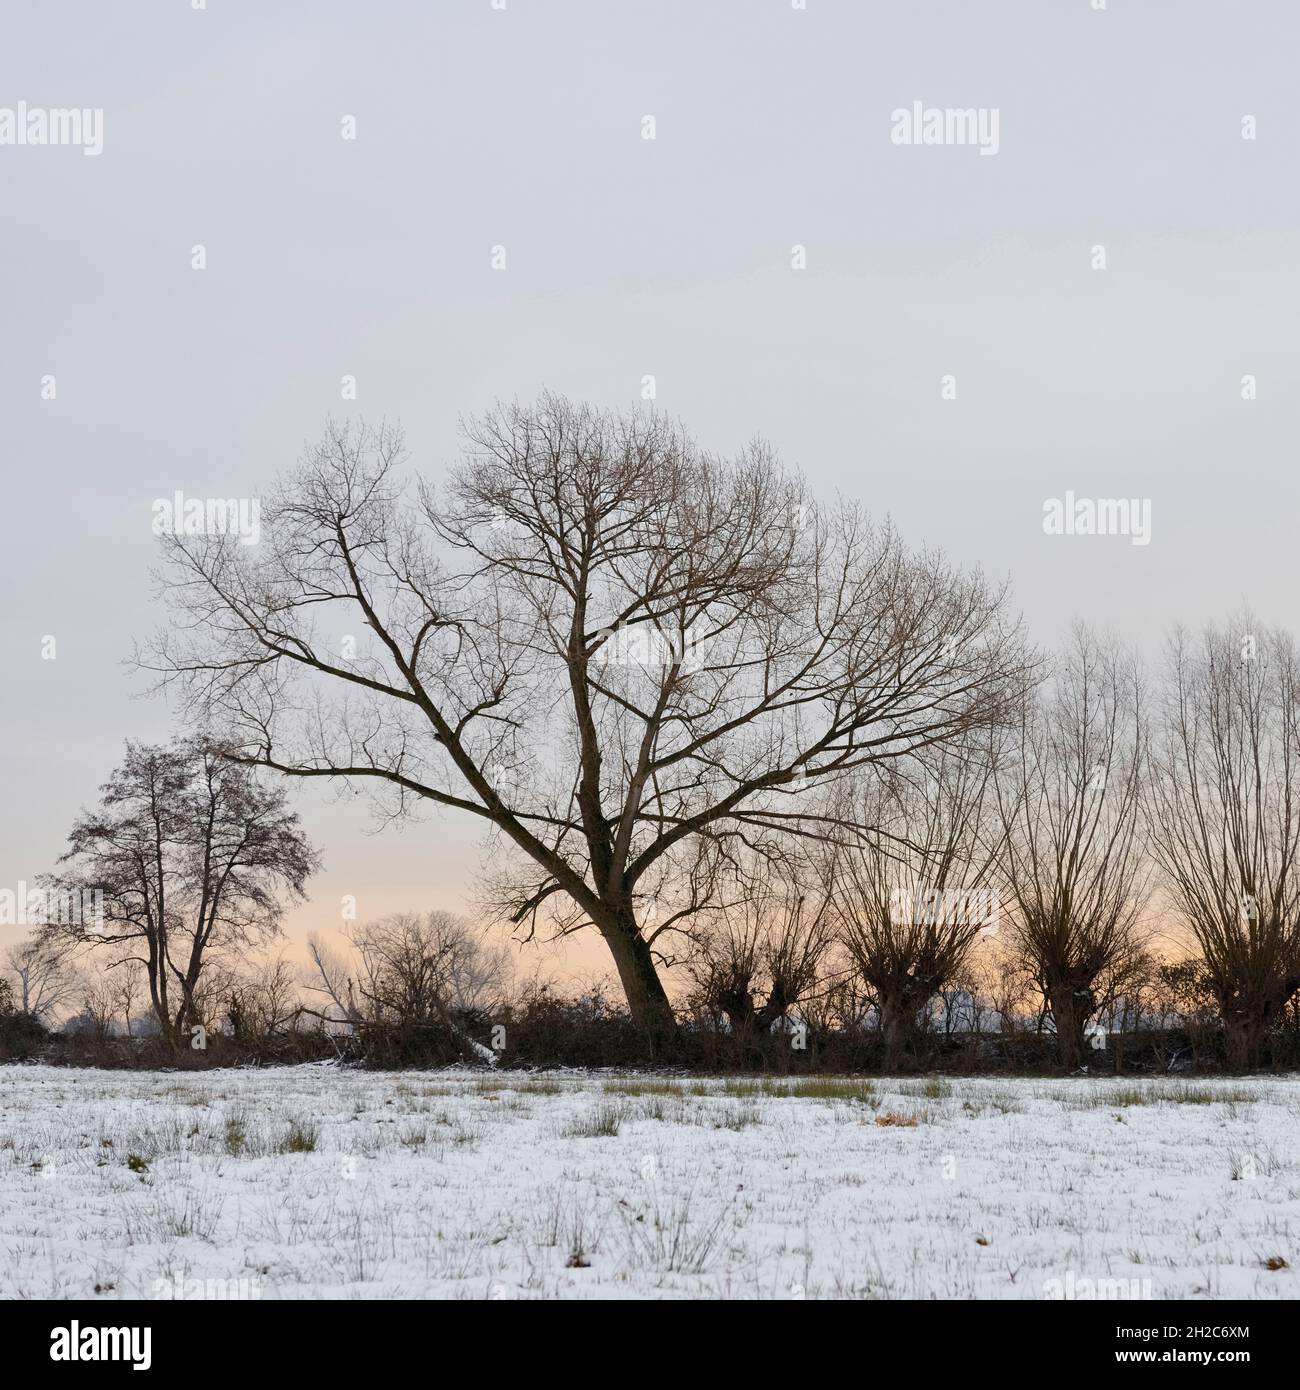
left=342, top=1016, right=476, bottom=1069
left=44, top=1023, right=339, bottom=1071
left=0, top=1009, right=48, bottom=1061
left=488, top=985, right=664, bottom=1069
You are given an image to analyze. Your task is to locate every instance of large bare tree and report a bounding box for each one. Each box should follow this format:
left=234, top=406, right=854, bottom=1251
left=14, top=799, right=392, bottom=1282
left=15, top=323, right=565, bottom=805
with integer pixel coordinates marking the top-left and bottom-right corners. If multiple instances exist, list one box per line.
left=994, top=626, right=1150, bottom=1070
left=1148, top=617, right=1300, bottom=1069
left=832, top=739, right=1003, bottom=1070
left=47, top=740, right=317, bottom=1046
left=141, top=396, right=1032, bottom=1038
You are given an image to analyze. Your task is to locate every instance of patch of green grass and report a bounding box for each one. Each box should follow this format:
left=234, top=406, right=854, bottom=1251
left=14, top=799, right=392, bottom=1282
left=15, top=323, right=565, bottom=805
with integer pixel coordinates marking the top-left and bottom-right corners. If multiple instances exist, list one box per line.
left=277, top=1121, right=319, bottom=1154
left=517, top=1077, right=565, bottom=1096
left=722, top=1078, right=789, bottom=1098
left=681, top=1078, right=787, bottom=1098
left=791, top=1077, right=877, bottom=1104
left=901, top=1077, right=951, bottom=1101
left=565, top=1102, right=625, bottom=1138
left=223, top=1116, right=248, bottom=1155
left=1079, top=1083, right=1260, bottom=1110
left=1172, top=1085, right=1256, bottom=1106
left=1109, top=1086, right=1154, bottom=1108
left=681, top=1076, right=878, bottom=1104
left=474, top=1076, right=564, bottom=1097
left=638, top=1095, right=685, bottom=1122
left=714, top=1101, right=762, bottom=1130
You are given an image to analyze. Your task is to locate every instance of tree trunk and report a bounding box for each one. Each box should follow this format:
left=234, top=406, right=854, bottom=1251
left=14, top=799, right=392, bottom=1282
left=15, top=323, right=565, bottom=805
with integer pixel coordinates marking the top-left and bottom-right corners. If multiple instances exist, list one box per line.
left=146, top=965, right=180, bottom=1050
left=1049, top=985, right=1089, bottom=1072
left=1223, top=1016, right=1253, bottom=1072
left=602, top=918, right=676, bottom=1046
left=1222, top=998, right=1273, bottom=1072
left=878, top=993, right=912, bottom=1073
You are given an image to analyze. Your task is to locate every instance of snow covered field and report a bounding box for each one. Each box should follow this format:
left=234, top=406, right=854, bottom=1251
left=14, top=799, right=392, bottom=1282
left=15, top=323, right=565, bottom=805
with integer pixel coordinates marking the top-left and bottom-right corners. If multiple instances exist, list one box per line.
left=0, top=1064, right=1294, bottom=1300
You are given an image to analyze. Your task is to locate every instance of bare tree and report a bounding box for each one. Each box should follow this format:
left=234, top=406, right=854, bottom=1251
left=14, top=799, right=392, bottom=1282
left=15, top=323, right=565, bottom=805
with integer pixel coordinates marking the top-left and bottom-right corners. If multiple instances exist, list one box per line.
left=141, top=397, right=1032, bottom=1038
left=4, top=934, right=83, bottom=1023
left=833, top=740, right=1003, bottom=1070
left=225, top=951, right=301, bottom=1044
left=47, top=740, right=317, bottom=1047
left=1147, top=617, right=1300, bottom=1070
left=304, top=933, right=359, bottom=1027
left=78, top=980, right=118, bottom=1043
left=305, top=910, right=508, bottom=1059
left=110, top=958, right=146, bottom=1038
left=994, top=626, right=1150, bottom=1071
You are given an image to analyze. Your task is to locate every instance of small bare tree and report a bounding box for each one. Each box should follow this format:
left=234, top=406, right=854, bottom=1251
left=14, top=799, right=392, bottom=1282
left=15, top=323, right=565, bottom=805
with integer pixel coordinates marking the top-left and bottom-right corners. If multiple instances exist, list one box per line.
left=225, top=951, right=301, bottom=1044
left=4, top=934, right=82, bottom=1023
left=78, top=980, right=118, bottom=1043
left=47, top=740, right=317, bottom=1047
left=306, top=910, right=510, bottom=1058
left=1147, top=617, right=1300, bottom=1069
left=833, top=741, right=1003, bottom=1070
left=994, top=626, right=1150, bottom=1071
left=110, top=958, right=146, bottom=1038
left=140, top=397, right=1033, bottom=1039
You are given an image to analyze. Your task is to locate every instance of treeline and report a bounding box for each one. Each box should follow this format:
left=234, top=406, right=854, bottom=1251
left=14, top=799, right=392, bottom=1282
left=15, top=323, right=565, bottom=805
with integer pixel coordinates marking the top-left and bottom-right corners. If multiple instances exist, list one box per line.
left=3, top=903, right=1299, bottom=1074
left=6, top=397, right=1300, bottom=1075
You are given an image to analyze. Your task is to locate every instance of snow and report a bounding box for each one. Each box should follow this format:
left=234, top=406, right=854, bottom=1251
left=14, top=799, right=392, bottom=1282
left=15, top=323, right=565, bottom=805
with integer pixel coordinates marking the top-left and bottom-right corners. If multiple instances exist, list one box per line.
left=0, top=1064, right=1295, bottom=1299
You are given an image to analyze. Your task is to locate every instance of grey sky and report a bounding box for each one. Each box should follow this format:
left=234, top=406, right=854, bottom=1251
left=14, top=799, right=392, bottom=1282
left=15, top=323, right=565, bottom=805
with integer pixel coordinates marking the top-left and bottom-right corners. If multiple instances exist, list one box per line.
left=3, top=0, right=1297, bottom=974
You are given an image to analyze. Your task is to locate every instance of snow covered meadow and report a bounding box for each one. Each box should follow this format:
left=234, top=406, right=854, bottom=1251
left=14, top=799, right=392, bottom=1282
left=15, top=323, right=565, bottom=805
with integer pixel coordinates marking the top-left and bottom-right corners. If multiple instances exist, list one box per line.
left=0, top=1064, right=1294, bottom=1301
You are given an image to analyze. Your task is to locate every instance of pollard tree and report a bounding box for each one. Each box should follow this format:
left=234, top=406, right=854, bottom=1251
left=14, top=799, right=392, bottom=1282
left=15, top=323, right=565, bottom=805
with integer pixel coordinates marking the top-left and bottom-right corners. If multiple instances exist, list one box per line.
left=832, top=739, right=1004, bottom=1071
left=994, top=626, right=1150, bottom=1071
left=141, top=396, right=1031, bottom=1038
left=683, top=842, right=836, bottom=1043
left=48, top=740, right=316, bottom=1046
left=1148, top=617, right=1300, bottom=1070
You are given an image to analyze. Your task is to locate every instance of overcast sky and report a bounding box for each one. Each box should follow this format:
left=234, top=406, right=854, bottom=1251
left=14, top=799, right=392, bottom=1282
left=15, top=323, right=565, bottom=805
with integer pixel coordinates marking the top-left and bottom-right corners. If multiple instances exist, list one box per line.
left=3, top=0, right=1297, bottom=980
